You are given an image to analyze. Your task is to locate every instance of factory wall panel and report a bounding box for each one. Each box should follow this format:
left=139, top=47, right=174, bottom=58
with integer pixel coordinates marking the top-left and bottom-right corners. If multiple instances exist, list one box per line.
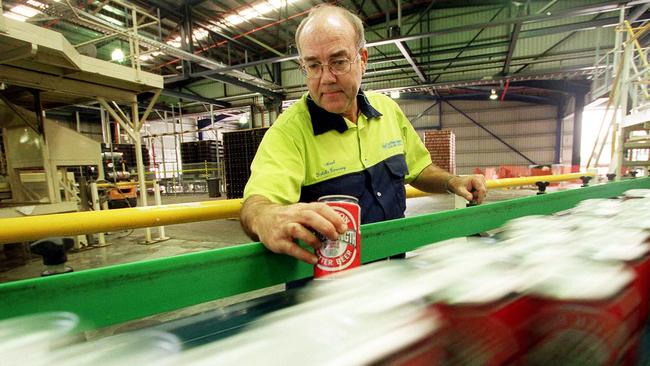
left=283, top=67, right=305, bottom=89
left=440, top=104, right=555, bottom=125
left=396, top=99, right=561, bottom=174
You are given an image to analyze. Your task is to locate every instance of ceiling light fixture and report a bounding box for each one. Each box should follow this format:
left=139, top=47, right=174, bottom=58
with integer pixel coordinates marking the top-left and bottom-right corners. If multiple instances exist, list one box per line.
left=390, top=91, right=400, bottom=99
left=111, top=48, right=125, bottom=62
left=489, top=89, right=498, bottom=100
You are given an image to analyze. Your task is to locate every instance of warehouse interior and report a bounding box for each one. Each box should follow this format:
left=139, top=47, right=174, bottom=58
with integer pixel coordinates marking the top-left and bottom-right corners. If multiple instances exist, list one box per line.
left=1, top=0, right=650, bottom=364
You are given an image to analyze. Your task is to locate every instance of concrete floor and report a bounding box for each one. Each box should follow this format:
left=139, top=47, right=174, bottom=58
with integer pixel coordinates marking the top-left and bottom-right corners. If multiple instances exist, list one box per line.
left=0, top=188, right=539, bottom=338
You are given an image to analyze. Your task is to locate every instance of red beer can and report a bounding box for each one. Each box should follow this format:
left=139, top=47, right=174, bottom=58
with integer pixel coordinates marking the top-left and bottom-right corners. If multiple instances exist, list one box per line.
left=314, top=195, right=361, bottom=278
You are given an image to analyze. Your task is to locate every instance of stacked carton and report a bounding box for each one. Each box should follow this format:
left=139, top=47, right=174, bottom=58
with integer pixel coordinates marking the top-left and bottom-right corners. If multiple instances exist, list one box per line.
left=222, top=127, right=269, bottom=199
left=424, top=130, right=456, bottom=174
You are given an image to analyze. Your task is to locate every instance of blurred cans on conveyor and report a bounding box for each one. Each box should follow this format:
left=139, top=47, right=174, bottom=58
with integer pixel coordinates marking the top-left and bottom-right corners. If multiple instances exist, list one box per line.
left=0, top=312, right=181, bottom=366
left=4, top=188, right=650, bottom=365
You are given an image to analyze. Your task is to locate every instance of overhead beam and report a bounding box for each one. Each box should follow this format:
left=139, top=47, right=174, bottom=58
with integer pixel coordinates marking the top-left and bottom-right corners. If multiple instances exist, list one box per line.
left=368, top=0, right=629, bottom=47
left=0, top=65, right=135, bottom=103
left=513, top=15, right=600, bottom=74
left=205, top=75, right=284, bottom=101
left=404, top=0, right=439, bottom=35
left=395, top=42, right=426, bottom=82
left=502, top=4, right=523, bottom=76
left=194, top=14, right=631, bottom=77
left=160, top=89, right=231, bottom=107
left=191, top=54, right=297, bottom=78
left=432, top=5, right=506, bottom=83
left=502, top=22, right=521, bottom=75
left=0, top=44, right=38, bottom=65
left=64, top=3, right=283, bottom=96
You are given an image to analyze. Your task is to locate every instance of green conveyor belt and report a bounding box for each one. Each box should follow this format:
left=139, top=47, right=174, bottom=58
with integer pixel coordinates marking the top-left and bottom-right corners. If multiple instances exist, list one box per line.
left=0, top=178, right=648, bottom=330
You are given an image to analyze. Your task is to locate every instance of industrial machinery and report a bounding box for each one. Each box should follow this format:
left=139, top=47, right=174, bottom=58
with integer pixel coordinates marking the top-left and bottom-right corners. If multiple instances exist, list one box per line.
left=0, top=178, right=649, bottom=364
left=98, top=143, right=153, bottom=209
left=101, top=148, right=135, bottom=209
left=0, top=14, right=161, bottom=212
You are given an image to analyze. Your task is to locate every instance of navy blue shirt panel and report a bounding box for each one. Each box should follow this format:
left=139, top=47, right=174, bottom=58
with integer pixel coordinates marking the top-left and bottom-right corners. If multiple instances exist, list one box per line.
left=299, top=154, right=409, bottom=224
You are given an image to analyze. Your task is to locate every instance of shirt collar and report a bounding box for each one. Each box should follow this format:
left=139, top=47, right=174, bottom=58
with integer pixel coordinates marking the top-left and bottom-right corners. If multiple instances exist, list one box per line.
left=306, top=90, right=383, bottom=136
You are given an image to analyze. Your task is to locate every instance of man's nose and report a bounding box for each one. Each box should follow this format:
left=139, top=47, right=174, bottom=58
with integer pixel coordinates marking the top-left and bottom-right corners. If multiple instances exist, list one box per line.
left=320, top=66, right=337, bottom=83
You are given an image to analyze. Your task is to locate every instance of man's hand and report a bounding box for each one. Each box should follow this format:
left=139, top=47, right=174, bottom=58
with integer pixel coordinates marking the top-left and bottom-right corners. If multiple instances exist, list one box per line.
left=240, top=196, right=347, bottom=264
left=411, top=165, right=488, bottom=204
left=447, top=175, right=487, bottom=204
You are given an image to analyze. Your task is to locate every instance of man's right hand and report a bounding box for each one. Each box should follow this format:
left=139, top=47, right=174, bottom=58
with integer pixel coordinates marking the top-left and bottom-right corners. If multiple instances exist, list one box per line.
left=240, top=196, right=348, bottom=264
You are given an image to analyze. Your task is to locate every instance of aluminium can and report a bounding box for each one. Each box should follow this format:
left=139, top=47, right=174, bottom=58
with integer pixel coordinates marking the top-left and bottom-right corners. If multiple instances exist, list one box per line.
left=314, top=195, right=361, bottom=278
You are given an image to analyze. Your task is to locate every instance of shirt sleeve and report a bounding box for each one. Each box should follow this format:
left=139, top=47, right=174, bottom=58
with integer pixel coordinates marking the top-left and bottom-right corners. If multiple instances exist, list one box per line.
left=243, top=126, right=305, bottom=204
left=396, top=104, right=432, bottom=183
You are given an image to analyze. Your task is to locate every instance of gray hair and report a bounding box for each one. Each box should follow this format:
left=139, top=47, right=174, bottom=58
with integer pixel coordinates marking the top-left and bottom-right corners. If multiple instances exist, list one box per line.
left=295, top=4, right=366, bottom=56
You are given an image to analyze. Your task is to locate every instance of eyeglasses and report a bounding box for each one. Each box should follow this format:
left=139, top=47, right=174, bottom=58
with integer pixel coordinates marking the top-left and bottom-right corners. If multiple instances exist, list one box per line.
left=300, top=54, right=360, bottom=79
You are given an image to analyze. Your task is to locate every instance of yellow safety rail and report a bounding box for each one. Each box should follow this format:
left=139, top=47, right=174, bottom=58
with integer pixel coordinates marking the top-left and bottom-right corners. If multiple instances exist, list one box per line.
left=145, top=168, right=222, bottom=175
left=406, top=172, right=594, bottom=197
left=0, top=199, right=243, bottom=244
left=96, top=181, right=155, bottom=188
left=0, top=172, right=593, bottom=244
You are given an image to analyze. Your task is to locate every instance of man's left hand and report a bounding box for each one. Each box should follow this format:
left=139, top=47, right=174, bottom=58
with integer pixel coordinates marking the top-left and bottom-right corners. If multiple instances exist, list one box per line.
left=447, top=175, right=487, bottom=204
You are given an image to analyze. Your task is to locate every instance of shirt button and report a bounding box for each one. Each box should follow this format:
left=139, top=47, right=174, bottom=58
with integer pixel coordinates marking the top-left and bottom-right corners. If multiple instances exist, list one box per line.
left=376, top=191, right=382, bottom=197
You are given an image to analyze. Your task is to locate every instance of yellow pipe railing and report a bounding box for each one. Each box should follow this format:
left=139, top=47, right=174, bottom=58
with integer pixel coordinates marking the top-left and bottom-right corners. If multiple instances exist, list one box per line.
left=145, top=168, right=222, bottom=175
left=0, top=172, right=594, bottom=244
left=0, top=200, right=243, bottom=244
left=96, top=181, right=154, bottom=188
left=405, top=172, right=594, bottom=197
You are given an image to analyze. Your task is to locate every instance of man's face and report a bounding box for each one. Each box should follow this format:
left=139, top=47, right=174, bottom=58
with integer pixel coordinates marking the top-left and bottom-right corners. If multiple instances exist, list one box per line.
left=298, top=14, right=368, bottom=120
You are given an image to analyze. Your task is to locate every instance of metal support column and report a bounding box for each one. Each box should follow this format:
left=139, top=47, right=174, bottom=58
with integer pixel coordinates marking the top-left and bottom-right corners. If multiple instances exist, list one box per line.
left=159, top=114, right=167, bottom=189
left=153, top=180, right=168, bottom=241
left=90, top=182, right=106, bottom=246
left=115, top=118, right=121, bottom=144
left=171, top=105, right=181, bottom=193
left=614, top=35, right=633, bottom=179
left=555, top=98, right=566, bottom=164
left=100, top=106, right=108, bottom=145
left=572, top=92, right=586, bottom=169
left=210, top=104, right=214, bottom=137
left=132, top=101, right=152, bottom=243
left=33, top=90, right=59, bottom=203
left=178, top=102, right=184, bottom=145
left=613, top=7, right=625, bottom=78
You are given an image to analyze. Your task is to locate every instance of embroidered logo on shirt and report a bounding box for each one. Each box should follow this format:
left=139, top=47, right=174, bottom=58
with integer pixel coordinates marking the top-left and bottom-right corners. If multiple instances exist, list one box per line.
left=382, top=139, right=403, bottom=150
left=316, top=160, right=347, bottom=178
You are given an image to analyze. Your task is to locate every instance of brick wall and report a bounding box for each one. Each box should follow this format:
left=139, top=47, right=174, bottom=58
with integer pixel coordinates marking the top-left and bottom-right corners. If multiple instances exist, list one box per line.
left=424, top=129, right=456, bottom=174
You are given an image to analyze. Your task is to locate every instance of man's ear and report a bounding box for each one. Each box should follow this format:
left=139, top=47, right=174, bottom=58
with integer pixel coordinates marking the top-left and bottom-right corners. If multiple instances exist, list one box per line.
left=360, top=48, right=368, bottom=73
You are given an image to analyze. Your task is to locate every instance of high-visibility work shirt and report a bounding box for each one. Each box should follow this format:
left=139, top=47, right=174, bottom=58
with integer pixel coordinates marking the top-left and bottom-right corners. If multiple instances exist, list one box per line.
left=243, top=90, right=432, bottom=224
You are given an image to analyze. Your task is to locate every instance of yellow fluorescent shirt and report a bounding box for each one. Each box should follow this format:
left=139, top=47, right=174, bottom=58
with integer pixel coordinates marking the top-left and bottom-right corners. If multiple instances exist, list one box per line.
left=244, top=90, right=432, bottom=223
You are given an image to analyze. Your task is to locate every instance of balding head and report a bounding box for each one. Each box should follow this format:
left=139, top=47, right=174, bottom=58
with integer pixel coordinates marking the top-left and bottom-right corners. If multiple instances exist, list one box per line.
left=295, top=4, right=366, bottom=56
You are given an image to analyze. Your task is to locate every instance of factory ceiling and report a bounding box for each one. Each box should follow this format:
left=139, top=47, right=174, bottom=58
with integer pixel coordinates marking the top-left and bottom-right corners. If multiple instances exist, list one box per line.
left=0, top=0, right=648, bottom=111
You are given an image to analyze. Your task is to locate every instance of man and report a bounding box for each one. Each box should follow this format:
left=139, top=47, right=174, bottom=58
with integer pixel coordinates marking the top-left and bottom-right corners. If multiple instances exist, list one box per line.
left=240, top=4, right=486, bottom=265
